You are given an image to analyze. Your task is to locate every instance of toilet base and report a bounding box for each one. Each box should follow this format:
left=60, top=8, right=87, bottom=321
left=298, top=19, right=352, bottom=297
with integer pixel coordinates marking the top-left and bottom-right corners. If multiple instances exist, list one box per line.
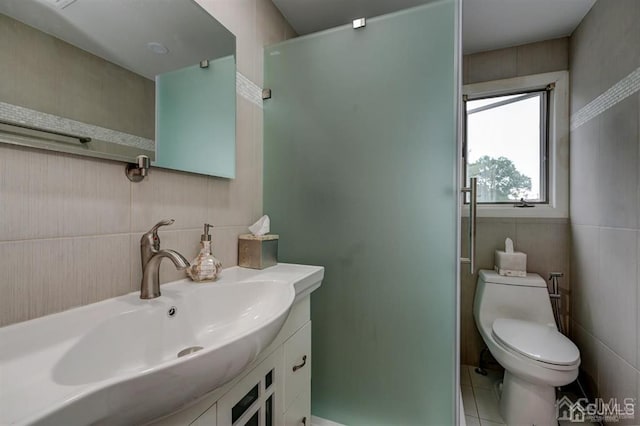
left=499, top=370, right=557, bottom=426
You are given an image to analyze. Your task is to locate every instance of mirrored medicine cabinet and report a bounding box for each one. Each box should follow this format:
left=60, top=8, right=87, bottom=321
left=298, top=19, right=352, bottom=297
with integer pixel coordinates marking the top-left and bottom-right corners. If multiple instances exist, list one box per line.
left=0, top=0, right=236, bottom=178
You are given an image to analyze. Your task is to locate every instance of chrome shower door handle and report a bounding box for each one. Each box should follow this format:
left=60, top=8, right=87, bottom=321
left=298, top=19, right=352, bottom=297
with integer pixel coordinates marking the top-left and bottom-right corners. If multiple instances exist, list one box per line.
left=460, top=177, right=477, bottom=275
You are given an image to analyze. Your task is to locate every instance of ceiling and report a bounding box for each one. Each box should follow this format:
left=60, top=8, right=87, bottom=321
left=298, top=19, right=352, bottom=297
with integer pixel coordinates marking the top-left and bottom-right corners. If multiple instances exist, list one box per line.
left=462, top=0, right=595, bottom=54
left=271, top=0, right=596, bottom=54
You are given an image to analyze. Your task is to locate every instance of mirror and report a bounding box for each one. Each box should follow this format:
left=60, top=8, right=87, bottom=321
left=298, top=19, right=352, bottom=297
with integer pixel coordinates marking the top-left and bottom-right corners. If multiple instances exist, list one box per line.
left=0, top=0, right=236, bottom=178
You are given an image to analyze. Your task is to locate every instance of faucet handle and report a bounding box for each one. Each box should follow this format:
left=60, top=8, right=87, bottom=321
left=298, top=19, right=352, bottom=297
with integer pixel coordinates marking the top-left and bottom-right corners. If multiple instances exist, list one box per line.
left=150, top=218, right=175, bottom=234
left=143, top=219, right=175, bottom=251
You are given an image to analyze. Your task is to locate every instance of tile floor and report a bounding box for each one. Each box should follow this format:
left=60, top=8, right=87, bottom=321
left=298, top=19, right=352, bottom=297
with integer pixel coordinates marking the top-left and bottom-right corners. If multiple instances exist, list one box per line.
left=461, top=365, right=506, bottom=426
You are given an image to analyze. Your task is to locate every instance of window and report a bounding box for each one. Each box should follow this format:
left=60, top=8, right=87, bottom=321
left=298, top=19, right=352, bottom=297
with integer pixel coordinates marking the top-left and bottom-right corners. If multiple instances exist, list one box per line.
left=464, top=88, right=549, bottom=204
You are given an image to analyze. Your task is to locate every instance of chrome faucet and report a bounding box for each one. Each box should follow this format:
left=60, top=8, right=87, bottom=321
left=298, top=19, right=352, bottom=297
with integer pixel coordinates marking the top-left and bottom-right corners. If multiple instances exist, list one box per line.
left=140, top=219, right=190, bottom=299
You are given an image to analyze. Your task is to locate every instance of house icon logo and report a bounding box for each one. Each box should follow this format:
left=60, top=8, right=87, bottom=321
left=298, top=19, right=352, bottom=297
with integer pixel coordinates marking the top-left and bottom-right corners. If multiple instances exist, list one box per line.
left=557, top=395, right=586, bottom=422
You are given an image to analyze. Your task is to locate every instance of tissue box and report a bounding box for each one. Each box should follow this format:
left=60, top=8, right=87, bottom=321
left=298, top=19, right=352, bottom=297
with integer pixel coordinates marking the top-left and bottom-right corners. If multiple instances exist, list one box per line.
left=495, top=250, right=527, bottom=277
left=238, top=234, right=278, bottom=269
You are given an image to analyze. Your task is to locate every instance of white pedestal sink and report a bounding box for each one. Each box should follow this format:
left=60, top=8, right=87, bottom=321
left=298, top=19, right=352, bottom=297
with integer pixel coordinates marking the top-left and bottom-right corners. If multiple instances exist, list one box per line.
left=0, top=263, right=324, bottom=425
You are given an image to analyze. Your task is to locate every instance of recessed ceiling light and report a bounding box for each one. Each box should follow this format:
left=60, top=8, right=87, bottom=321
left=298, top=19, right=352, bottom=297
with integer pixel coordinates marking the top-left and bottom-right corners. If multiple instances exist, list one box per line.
left=146, top=42, right=169, bottom=55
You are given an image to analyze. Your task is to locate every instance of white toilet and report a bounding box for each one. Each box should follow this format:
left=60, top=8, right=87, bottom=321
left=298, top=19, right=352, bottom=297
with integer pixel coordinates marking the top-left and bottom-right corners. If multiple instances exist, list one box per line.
left=473, top=270, right=580, bottom=426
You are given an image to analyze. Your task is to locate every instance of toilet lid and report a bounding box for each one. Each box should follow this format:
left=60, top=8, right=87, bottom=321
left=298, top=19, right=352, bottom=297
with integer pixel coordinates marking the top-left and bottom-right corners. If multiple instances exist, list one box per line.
left=492, top=318, right=580, bottom=366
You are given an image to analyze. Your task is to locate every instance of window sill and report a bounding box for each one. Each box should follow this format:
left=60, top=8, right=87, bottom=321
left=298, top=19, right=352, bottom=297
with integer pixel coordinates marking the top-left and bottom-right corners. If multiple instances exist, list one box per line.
left=461, top=203, right=568, bottom=218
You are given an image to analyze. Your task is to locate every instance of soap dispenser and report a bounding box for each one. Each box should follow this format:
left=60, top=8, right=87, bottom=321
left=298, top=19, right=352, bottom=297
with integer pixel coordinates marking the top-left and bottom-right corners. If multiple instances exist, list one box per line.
left=187, top=223, right=223, bottom=282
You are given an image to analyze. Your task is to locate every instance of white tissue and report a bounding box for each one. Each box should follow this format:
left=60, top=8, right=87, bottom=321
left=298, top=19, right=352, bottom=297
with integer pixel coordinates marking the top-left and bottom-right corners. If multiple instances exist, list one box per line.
left=505, top=237, right=514, bottom=253
left=495, top=237, right=527, bottom=277
left=249, top=215, right=270, bottom=236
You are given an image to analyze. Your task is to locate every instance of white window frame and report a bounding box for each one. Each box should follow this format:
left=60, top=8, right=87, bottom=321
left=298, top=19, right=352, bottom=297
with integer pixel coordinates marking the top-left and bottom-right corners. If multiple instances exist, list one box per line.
left=462, top=71, right=569, bottom=218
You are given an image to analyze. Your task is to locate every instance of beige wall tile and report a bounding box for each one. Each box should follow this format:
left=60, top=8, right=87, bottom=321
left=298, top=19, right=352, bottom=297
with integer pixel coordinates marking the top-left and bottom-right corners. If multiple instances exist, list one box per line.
left=597, top=343, right=639, bottom=426
left=0, top=145, right=131, bottom=241
left=93, top=235, right=137, bottom=300
left=515, top=219, right=571, bottom=328
left=0, top=235, right=130, bottom=327
left=594, top=0, right=640, bottom=92
left=0, top=240, right=29, bottom=326
left=571, top=224, right=600, bottom=334
left=569, top=7, right=603, bottom=114
left=515, top=220, right=570, bottom=287
left=515, top=37, right=569, bottom=77
left=596, top=227, right=637, bottom=366
left=569, top=117, right=601, bottom=226
left=212, top=226, right=248, bottom=268
left=130, top=168, right=213, bottom=233
left=572, top=323, right=598, bottom=396
left=465, top=47, right=517, bottom=85
left=597, top=96, right=639, bottom=229
left=464, top=38, right=569, bottom=85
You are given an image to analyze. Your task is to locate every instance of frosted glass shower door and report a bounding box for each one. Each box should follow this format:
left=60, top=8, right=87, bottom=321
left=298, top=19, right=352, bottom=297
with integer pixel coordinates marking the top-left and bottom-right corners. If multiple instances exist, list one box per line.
left=264, top=2, right=459, bottom=424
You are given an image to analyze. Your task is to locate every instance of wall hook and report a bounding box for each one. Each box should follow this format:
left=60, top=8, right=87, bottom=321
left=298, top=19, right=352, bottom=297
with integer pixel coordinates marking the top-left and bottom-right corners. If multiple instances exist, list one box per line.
left=126, top=154, right=150, bottom=182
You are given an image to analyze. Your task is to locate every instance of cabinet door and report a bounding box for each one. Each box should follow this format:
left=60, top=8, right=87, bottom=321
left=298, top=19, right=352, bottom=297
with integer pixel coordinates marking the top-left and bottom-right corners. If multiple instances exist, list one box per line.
left=191, top=403, right=216, bottom=426
left=283, top=322, right=311, bottom=412
left=217, top=346, right=283, bottom=426
left=284, top=392, right=310, bottom=426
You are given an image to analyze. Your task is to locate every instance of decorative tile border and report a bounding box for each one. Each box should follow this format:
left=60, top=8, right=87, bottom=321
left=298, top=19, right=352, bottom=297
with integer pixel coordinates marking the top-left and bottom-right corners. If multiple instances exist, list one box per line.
left=236, top=71, right=264, bottom=108
left=0, top=101, right=155, bottom=151
left=570, top=66, right=640, bottom=131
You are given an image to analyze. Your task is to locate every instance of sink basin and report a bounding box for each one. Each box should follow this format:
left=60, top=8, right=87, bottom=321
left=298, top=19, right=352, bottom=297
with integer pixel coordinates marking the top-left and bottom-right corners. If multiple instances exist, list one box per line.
left=0, top=263, right=323, bottom=425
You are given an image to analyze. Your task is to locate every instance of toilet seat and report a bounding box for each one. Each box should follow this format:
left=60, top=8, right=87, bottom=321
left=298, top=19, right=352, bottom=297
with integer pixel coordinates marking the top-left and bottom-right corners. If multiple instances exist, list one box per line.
left=492, top=318, right=580, bottom=366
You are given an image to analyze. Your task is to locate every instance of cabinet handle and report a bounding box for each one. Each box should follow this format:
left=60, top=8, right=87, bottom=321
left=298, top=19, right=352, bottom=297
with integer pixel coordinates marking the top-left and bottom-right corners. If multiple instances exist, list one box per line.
left=292, top=355, right=307, bottom=372
left=301, top=416, right=307, bottom=426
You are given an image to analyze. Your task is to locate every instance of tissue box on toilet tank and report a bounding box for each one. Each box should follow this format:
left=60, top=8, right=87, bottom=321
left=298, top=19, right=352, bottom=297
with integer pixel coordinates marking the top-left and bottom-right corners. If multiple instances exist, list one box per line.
left=238, top=234, right=278, bottom=269
left=494, top=250, right=527, bottom=277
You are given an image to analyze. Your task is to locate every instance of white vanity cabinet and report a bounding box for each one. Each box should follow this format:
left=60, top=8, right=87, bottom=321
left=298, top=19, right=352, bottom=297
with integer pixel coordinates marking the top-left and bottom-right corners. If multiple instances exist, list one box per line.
left=149, top=296, right=313, bottom=426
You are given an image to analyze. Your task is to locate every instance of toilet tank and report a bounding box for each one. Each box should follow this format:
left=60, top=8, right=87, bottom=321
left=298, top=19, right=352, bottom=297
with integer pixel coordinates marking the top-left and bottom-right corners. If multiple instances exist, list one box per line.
left=473, top=270, right=556, bottom=332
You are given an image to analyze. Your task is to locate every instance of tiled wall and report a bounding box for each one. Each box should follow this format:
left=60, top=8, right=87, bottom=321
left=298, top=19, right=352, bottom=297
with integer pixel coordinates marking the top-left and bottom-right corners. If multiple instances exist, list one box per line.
left=569, top=0, right=640, bottom=410
left=0, top=0, right=296, bottom=327
left=463, top=37, right=568, bottom=85
left=460, top=218, right=571, bottom=365
left=0, top=14, right=155, bottom=139
left=459, top=39, right=572, bottom=366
